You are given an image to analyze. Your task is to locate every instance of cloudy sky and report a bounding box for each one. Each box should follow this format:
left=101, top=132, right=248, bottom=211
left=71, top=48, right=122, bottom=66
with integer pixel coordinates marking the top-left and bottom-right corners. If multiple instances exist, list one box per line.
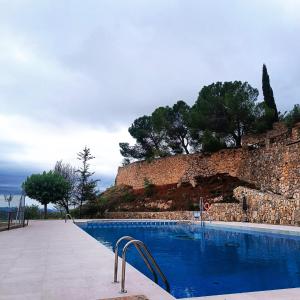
left=0, top=0, right=300, bottom=194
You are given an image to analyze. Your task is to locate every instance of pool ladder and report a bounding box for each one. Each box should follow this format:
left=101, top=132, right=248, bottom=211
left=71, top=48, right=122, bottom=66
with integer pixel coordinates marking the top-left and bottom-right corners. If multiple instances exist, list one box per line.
left=113, top=236, right=170, bottom=293
left=64, top=213, right=75, bottom=223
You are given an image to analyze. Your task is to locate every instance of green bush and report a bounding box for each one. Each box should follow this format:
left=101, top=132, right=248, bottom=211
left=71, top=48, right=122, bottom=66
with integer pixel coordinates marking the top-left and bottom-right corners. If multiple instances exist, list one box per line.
left=122, top=191, right=135, bottom=202
left=144, top=178, right=155, bottom=197
left=201, top=130, right=226, bottom=153
left=285, top=104, right=300, bottom=129
left=25, top=205, right=41, bottom=219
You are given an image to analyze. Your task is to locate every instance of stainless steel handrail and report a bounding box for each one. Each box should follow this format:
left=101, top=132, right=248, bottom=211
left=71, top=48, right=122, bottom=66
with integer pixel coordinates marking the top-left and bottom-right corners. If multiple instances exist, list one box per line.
left=120, top=239, right=170, bottom=293
left=64, top=213, right=74, bottom=223
left=114, top=236, right=158, bottom=284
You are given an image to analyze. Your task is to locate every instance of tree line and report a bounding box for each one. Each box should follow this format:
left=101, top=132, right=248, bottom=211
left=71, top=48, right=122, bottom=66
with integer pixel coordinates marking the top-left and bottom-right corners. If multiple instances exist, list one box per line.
left=22, top=146, right=99, bottom=218
left=120, top=65, right=300, bottom=164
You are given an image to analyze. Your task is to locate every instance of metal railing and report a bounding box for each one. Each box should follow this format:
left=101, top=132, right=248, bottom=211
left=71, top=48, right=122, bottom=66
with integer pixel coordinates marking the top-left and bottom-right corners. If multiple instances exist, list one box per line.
left=64, top=213, right=74, bottom=223
left=114, top=236, right=158, bottom=284
left=0, top=194, right=26, bottom=231
left=113, top=236, right=170, bottom=293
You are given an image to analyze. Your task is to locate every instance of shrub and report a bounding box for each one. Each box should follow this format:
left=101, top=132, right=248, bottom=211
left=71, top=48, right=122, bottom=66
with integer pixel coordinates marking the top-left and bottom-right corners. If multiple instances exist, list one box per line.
left=201, top=130, right=226, bottom=153
left=144, top=178, right=155, bottom=197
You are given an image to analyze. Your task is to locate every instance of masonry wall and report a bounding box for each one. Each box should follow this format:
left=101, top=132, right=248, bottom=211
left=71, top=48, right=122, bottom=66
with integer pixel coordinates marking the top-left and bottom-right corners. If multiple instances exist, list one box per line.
left=234, top=187, right=300, bottom=225
left=116, top=123, right=300, bottom=199
left=116, top=149, right=244, bottom=189
left=115, top=154, right=192, bottom=189
left=104, top=187, right=300, bottom=225
left=237, top=142, right=300, bottom=198
left=104, top=206, right=243, bottom=222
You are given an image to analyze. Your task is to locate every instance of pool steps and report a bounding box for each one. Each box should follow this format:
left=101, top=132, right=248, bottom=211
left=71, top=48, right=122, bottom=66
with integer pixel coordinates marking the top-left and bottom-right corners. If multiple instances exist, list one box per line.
left=113, top=236, right=170, bottom=294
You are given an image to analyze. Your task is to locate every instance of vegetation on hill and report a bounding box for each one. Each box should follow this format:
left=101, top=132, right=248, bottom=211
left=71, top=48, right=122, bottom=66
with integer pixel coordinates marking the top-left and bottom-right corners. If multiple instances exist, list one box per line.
left=120, top=65, right=298, bottom=163
left=262, top=64, right=279, bottom=123
left=22, top=147, right=99, bottom=218
left=77, top=174, right=254, bottom=216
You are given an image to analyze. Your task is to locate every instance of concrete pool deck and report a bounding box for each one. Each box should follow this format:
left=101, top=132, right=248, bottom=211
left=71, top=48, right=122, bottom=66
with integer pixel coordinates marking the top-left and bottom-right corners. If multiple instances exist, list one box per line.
left=1, top=220, right=300, bottom=300
left=0, top=220, right=174, bottom=300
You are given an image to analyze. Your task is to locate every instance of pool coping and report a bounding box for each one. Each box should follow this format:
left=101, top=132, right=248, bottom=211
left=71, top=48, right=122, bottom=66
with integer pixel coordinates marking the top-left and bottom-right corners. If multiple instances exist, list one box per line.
left=77, top=219, right=300, bottom=300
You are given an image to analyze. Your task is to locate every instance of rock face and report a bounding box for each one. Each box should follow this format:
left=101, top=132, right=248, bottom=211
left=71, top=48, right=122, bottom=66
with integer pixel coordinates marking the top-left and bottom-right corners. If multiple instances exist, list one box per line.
left=116, top=122, right=300, bottom=200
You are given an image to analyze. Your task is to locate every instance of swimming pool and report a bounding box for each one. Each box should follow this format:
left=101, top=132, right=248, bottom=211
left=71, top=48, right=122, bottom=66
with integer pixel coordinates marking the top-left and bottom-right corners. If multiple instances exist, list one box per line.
left=78, top=221, right=300, bottom=298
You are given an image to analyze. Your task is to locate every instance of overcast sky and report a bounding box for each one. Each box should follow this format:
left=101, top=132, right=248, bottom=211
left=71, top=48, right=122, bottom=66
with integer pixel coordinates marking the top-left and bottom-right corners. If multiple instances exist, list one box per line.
left=1, top=0, right=300, bottom=193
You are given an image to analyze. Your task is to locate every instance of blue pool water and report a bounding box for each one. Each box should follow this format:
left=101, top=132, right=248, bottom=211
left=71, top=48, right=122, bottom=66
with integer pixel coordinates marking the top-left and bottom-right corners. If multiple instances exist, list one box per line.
left=79, top=221, right=300, bottom=298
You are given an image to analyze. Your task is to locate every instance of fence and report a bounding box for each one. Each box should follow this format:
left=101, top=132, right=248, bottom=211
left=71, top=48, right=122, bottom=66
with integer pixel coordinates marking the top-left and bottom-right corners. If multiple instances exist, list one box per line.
left=0, top=194, right=26, bottom=231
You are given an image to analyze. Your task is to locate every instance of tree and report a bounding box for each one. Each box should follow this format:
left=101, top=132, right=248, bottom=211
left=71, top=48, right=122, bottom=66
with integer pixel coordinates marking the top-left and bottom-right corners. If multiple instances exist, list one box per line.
left=119, top=115, right=170, bottom=161
left=201, top=130, right=226, bottom=153
left=192, top=81, right=258, bottom=147
left=4, top=194, right=13, bottom=209
left=262, top=64, right=279, bottom=123
left=285, top=104, right=300, bottom=128
left=54, top=160, right=78, bottom=213
left=252, top=102, right=278, bottom=133
left=22, top=171, right=70, bottom=219
left=119, top=142, right=149, bottom=162
left=152, top=101, right=192, bottom=154
left=76, top=147, right=99, bottom=218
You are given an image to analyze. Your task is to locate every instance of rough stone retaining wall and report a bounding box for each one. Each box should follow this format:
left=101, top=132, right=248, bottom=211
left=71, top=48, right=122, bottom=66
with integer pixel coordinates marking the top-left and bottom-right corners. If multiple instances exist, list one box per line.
left=104, top=204, right=244, bottom=222
left=115, top=154, right=192, bottom=189
left=116, top=123, right=300, bottom=198
left=238, top=139, right=300, bottom=199
left=104, top=187, right=300, bottom=226
left=116, top=149, right=244, bottom=189
left=104, top=211, right=195, bottom=220
left=234, top=186, right=300, bottom=225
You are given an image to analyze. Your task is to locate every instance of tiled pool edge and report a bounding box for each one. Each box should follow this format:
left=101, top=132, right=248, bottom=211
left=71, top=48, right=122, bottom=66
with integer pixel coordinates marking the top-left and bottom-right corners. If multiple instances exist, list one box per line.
left=76, top=219, right=300, bottom=300
left=183, top=287, right=300, bottom=300
left=76, top=219, right=300, bottom=235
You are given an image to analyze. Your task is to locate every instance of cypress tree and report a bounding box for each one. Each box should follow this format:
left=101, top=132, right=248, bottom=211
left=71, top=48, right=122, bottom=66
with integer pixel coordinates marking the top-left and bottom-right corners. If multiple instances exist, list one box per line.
left=262, top=64, right=279, bottom=122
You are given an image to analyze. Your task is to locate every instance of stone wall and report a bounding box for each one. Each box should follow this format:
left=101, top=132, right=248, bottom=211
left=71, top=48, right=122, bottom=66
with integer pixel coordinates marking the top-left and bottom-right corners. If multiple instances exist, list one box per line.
left=104, top=211, right=195, bottom=220
left=104, top=203, right=244, bottom=222
left=115, top=154, right=192, bottom=189
left=116, top=123, right=300, bottom=198
left=104, top=208, right=243, bottom=222
left=241, top=122, right=289, bottom=148
left=237, top=141, right=300, bottom=198
left=104, top=187, right=300, bottom=225
left=234, top=186, right=300, bottom=225
left=116, top=149, right=244, bottom=189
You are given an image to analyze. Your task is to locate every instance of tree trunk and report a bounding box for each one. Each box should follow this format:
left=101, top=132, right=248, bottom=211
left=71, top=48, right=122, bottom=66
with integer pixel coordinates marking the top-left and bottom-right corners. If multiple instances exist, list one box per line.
left=44, top=203, right=47, bottom=219
left=236, top=135, right=241, bottom=147
left=182, top=143, right=189, bottom=154
left=79, top=200, right=82, bottom=219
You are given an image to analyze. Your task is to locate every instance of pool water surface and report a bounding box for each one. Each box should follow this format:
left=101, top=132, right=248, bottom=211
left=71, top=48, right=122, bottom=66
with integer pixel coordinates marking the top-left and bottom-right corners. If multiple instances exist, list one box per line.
left=79, top=221, right=300, bottom=298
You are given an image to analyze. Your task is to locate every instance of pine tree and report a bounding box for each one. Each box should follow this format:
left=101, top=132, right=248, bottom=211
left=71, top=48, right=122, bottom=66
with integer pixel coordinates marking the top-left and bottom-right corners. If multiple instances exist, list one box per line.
left=76, top=147, right=99, bottom=218
left=262, top=64, right=279, bottom=122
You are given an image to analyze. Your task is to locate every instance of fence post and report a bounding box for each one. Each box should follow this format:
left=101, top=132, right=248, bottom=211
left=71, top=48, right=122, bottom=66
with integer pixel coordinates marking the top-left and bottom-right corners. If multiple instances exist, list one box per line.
left=7, top=212, right=12, bottom=230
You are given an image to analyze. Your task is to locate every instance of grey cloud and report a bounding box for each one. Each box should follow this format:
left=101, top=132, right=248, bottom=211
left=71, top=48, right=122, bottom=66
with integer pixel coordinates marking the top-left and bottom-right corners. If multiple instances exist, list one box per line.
left=0, top=0, right=300, bottom=128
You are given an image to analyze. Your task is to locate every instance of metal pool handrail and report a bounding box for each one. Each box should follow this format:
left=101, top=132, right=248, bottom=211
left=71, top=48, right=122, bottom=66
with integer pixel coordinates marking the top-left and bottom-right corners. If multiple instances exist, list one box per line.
left=120, top=239, right=170, bottom=293
left=114, top=236, right=158, bottom=284
left=64, top=213, right=74, bottom=223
